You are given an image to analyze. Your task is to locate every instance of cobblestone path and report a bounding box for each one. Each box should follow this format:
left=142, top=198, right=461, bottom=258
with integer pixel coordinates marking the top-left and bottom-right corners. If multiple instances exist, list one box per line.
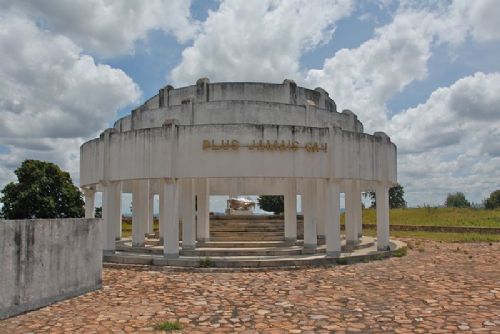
left=1, top=239, right=499, bottom=333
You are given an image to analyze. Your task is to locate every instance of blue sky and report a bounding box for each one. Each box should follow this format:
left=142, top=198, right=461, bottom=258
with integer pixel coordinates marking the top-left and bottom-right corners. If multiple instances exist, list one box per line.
left=0, top=0, right=499, bottom=211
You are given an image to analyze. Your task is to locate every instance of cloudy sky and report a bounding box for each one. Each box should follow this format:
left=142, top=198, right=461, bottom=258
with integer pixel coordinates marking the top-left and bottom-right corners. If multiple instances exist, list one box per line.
left=0, top=0, right=499, bottom=209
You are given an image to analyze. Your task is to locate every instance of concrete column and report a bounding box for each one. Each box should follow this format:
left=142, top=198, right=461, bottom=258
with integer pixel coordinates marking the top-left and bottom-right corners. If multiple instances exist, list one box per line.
left=132, top=179, right=150, bottom=247
left=159, top=191, right=165, bottom=239
left=229, top=178, right=238, bottom=198
left=102, top=181, right=121, bottom=254
left=376, top=183, right=390, bottom=251
left=284, top=178, right=297, bottom=243
left=196, top=178, right=210, bottom=242
left=83, top=188, right=95, bottom=219
left=316, top=179, right=325, bottom=239
left=345, top=180, right=359, bottom=246
left=181, top=179, right=196, bottom=250
left=161, top=178, right=179, bottom=258
left=325, top=179, right=341, bottom=256
left=303, top=179, right=317, bottom=252
left=354, top=180, right=363, bottom=239
left=147, top=193, right=154, bottom=234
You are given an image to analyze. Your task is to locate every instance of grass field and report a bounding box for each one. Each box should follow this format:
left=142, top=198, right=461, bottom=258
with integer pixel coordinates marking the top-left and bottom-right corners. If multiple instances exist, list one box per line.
left=120, top=208, right=500, bottom=242
left=357, top=207, right=500, bottom=227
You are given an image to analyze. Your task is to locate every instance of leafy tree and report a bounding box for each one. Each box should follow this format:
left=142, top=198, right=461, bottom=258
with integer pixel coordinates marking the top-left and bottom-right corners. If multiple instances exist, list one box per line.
left=95, top=206, right=102, bottom=218
left=484, top=190, right=500, bottom=209
left=0, top=160, right=84, bottom=219
left=257, top=195, right=284, bottom=214
left=364, top=183, right=407, bottom=209
left=444, top=192, right=471, bottom=208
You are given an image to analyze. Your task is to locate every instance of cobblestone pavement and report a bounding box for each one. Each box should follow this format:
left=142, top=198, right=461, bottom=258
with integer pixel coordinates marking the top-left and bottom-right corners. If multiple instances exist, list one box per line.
left=1, top=239, right=499, bottom=333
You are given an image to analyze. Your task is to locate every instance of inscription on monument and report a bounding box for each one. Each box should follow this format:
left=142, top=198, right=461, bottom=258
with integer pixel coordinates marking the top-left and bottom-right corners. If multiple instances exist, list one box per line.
left=202, top=139, right=327, bottom=152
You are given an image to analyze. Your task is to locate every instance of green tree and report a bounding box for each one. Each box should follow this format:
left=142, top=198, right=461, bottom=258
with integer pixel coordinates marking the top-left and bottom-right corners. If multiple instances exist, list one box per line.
left=95, top=206, right=102, bottom=218
left=444, top=192, right=471, bottom=208
left=484, top=190, right=500, bottom=209
left=257, top=195, right=284, bottom=214
left=364, top=183, right=407, bottom=209
left=0, top=160, right=84, bottom=219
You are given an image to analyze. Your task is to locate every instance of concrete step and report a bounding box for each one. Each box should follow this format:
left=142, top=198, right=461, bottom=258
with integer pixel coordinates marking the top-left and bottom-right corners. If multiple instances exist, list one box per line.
left=210, top=227, right=285, bottom=231
left=105, top=237, right=401, bottom=269
left=197, top=241, right=298, bottom=248
left=210, top=237, right=285, bottom=242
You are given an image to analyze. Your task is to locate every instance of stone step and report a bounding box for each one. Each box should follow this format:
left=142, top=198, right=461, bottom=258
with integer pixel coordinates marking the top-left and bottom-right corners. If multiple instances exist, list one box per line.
left=210, top=228, right=291, bottom=232
left=210, top=237, right=285, bottom=242
left=197, top=241, right=298, bottom=248
left=181, top=246, right=307, bottom=257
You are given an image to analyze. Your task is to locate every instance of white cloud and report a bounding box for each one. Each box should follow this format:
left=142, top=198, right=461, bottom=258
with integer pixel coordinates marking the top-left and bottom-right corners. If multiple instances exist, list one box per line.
left=299, top=1, right=500, bottom=205
left=1, top=0, right=199, bottom=57
left=170, top=0, right=354, bottom=86
left=451, top=0, right=500, bottom=43
left=389, top=72, right=500, bottom=206
left=0, top=15, right=141, bottom=187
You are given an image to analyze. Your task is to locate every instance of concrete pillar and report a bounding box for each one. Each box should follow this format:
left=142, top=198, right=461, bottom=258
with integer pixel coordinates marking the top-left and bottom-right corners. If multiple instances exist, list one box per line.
left=229, top=178, right=238, bottom=199
left=196, top=178, right=210, bottom=242
left=316, top=179, right=325, bottom=239
left=132, top=179, right=150, bottom=247
left=102, top=181, right=121, bottom=254
left=147, top=193, right=154, bottom=235
left=181, top=179, right=196, bottom=250
left=354, top=180, right=363, bottom=239
left=376, top=183, right=390, bottom=251
left=83, top=188, right=95, bottom=219
left=325, top=179, right=341, bottom=256
left=345, top=180, right=359, bottom=246
left=159, top=191, right=165, bottom=239
left=303, top=179, right=317, bottom=252
left=284, top=178, right=297, bottom=243
left=161, top=178, right=179, bottom=258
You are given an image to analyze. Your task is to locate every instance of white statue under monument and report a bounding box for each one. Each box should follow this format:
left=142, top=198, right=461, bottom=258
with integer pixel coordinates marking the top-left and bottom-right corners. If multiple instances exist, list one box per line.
left=226, top=197, right=256, bottom=215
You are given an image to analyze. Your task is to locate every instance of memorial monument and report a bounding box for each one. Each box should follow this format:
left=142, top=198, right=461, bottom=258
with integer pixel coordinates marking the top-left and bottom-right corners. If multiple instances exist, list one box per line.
left=80, top=79, right=397, bottom=259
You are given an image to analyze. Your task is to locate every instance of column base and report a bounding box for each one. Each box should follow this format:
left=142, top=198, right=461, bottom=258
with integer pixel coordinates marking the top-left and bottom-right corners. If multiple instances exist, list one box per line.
left=197, top=237, right=210, bottom=243
left=326, top=251, right=341, bottom=257
left=302, top=244, right=317, bottom=254
left=132, top=242, right=145, bottom=247
left=377, top=244, right=391, bottom=251
left=346, top=239, right=360, bottom=246
left=285, top=237, right=297, bottom=245
left=357, top=233, right=363, bottom=239
left=164, top=253, right=179, bottom=259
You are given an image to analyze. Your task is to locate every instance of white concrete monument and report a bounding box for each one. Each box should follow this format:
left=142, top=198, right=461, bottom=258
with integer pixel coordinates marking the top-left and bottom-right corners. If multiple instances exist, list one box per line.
left=80, top=79, right=397, bottom=258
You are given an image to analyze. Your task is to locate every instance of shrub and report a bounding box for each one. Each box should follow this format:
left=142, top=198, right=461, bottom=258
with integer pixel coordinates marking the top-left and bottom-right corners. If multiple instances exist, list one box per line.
left=445, top=192, right=471, bottom=208
left=257, top=195, right=284, bottom=214
left=484, top=190, right=500, bottom=209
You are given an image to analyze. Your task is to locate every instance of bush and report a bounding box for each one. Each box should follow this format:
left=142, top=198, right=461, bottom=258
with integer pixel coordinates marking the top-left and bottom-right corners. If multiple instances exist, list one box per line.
left=445, top=192, right=471, bottom=208
left=484, top=190, right=500, bottom=209
left=257, top=195, right=284, bottom=214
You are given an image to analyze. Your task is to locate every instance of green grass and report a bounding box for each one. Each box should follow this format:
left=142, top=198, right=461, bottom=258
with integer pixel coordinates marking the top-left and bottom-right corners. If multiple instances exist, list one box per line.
left=154, top=320, right=182, bottom=331
left=353, top=207, right=500, bottom=228
left=363, top=229, right=500, bottom=243
left=119, top=208, right=500, bottom=243
left=392, top=246, right=408, bottom=257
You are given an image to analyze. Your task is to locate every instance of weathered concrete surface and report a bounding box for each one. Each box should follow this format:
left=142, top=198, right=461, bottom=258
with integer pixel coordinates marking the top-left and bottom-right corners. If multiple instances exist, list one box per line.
left=0, top=239, right=498, bottom=333
left=0, top=218, right=102, bottom=319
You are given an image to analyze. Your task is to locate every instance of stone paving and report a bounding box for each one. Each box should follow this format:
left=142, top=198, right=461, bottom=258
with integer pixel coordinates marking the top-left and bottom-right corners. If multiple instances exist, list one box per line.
left=1, top=239, right=499, bottom=333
